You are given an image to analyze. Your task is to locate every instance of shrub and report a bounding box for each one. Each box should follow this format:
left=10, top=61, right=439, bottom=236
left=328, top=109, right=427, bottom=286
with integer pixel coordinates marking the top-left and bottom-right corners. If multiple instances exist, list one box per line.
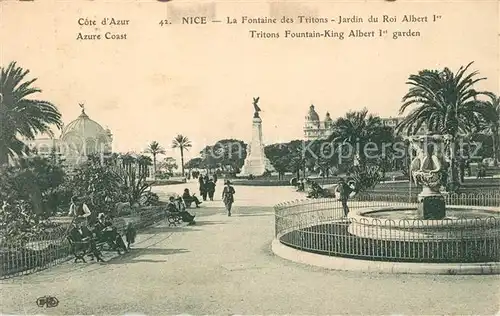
left=141, top=191, right=160, bottom=206
left=0, top=200, right=61, bottom=245
left=348, top=164, right=383, bottom=192
left=0, top=156, right=66, bottom=218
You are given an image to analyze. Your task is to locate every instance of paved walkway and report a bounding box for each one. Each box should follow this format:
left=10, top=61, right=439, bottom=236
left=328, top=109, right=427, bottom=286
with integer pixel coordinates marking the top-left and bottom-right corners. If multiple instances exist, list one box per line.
left=1, top=185, right=499, bottom=314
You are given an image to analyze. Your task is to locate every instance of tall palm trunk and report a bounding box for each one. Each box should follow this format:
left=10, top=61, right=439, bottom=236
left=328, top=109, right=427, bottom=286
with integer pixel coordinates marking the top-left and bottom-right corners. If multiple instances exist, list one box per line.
left=152, top=154, right=157, bottom=180
left=180, top=147, right=185, bottom=176
left=493, top=128, right=498, bottom=167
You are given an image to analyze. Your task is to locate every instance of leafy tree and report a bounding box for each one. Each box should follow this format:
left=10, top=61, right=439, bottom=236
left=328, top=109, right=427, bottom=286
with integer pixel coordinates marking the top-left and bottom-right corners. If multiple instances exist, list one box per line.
left=212, top=139, right=247, bottom=172
left=0, top=156, right=65, bottom=217
left=199, top=145, right=218, bottom=174
left=185, top=157, right=203, bottom=170
left=158, top=156, right=178, bottom=175
left=327, top=108, right=388, bottom=167
left=477, top=93, right=500, bottom=165
left=144, top=141, right=165, bottom=179
left=172, top=134, right=192, bottom=176
left=0, top=62, right=63, bottom=166
left=265, top=143, right=291, bottom=179
left=265, top=140, right=309, bottom=178
left=68, top=154, right=125, bottom=218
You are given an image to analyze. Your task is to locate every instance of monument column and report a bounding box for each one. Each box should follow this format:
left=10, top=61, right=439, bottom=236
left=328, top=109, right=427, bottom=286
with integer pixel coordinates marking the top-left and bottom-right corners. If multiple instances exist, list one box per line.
left=239, top=97, right=275, bottom=177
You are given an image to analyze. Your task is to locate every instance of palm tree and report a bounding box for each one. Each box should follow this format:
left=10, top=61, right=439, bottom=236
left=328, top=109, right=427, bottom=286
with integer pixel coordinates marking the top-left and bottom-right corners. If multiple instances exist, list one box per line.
left=396, top=62, right=487, bottom=189
left=0, top=62, right=62, bottom=166
left=145, top=141, right=165, bottom=179
left=172, top=134, right=192, bottom=176
left=478, top=92, right=500, bottom=166
left=327, top=108, right=386, bottom=166
left=396, top=62, right=486, bottom=137
left=119, top=152, right=136, bottom=174
left=136, top=154, right=153, bottom=178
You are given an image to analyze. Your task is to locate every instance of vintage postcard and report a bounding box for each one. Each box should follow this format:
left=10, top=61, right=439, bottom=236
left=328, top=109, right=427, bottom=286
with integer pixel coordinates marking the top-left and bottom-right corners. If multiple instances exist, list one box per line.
left=0, top=0, right=499, bottom=315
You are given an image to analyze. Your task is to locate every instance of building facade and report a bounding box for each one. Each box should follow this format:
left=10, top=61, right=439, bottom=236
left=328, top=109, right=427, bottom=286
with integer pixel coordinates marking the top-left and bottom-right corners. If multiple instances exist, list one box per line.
left=303, top=105, right=334, bottom=141
left=303, top=106, right=428, bottom=140
left=22, top=107, right=113, bottom=167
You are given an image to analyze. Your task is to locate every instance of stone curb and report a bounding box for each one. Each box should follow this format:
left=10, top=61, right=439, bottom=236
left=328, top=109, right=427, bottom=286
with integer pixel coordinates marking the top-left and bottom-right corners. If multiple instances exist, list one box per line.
left=271, top=239, right=500, bottom=275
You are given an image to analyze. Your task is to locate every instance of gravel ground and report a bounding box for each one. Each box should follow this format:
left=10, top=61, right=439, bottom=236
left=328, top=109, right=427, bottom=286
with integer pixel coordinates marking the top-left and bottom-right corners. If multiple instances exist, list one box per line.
left=1, top=184, right=499, bottom=315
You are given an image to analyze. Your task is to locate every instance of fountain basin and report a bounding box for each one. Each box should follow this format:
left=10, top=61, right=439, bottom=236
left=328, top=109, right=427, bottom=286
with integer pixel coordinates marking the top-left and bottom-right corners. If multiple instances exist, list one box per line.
left=347, top=205, right=500, bottom=241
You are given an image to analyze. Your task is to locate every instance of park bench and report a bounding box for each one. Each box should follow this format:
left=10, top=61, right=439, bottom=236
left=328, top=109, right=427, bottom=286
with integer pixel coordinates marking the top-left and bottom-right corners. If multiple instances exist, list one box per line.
left=66, top=235, right=105, bottom=263
left=165, top=211, right=182, bottom=227
left=66, top=218, right=130, bottom=263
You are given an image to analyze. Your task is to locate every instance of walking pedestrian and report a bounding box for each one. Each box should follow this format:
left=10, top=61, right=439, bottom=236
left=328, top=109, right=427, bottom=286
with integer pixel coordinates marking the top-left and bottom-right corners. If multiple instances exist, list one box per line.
left=198, top=174, right=207, bottom=201
left=206, top=178, right=216, bottom=201
left=334, top=178, right=354, bottom=217
left=221, top=180, right=235, bottom=216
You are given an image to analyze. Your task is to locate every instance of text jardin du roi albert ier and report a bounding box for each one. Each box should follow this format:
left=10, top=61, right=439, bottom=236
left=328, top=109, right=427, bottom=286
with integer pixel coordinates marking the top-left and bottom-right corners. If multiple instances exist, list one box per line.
left=235, top=14, right=443, bottom=40
left=157, top=14, right=443, bottom=40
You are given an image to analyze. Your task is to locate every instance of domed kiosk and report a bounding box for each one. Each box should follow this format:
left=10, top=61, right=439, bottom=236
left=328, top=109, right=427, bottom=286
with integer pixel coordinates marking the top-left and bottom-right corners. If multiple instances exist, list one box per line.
left=60, top=105, right=113, bottom=165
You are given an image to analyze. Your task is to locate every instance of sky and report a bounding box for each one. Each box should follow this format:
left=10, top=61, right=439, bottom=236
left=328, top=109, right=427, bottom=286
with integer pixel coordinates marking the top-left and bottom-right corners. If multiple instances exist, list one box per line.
left=0, top=0, right=498, bottom=162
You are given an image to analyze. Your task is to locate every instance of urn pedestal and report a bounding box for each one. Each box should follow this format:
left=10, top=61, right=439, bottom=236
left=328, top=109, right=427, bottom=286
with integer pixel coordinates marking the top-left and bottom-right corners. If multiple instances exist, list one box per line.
left=417, top=191, right=446, bottom=220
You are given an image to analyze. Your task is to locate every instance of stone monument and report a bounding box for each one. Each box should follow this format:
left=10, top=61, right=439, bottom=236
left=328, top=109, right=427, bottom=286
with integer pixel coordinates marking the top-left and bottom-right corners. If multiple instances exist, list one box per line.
left=409, top=134, right=450, bottom=219
left=239, top=97, right=275, bottom=177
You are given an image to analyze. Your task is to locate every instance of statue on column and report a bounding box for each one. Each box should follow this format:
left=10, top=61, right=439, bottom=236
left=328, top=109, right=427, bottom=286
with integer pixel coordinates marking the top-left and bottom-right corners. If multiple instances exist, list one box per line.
left=253, top=97, right=261, bottom=118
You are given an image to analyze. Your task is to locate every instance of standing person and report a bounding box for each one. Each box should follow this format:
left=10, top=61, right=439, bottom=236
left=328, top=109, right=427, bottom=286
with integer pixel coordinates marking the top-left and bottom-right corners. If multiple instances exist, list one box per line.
left=459, top=158, right=466, bottom=183
left=68, top=196, right=92, bottom=226
left=334, top=178, right=353, bottom=217
left=213, top=173, right=218, bottom=184
left=221, top=180, right=235, bottom=216
left=206, top=179, right=216, bottom=201
left=198, top=175, right=206, bottom=200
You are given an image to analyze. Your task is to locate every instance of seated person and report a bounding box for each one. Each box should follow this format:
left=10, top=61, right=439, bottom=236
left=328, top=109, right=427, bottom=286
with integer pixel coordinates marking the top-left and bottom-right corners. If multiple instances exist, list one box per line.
left=182, top=188, right=202, bottom=208
left=68, top=222, right=100, bottom=260
left=167, top=196, right=196, bottom=225
left=297, top=179, right=305, bottom=192
left=307, top=180, right=325, bottom=197
left=175, top=196, right=186, bottom=211
left=94, top=213, right=128, bottom=254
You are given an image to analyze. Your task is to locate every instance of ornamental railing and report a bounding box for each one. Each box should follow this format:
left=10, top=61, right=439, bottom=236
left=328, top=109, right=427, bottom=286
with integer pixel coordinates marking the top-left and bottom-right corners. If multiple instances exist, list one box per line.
left=0, top=206, right=166, bottom=279
left=275, top=194, right=500, bottom=263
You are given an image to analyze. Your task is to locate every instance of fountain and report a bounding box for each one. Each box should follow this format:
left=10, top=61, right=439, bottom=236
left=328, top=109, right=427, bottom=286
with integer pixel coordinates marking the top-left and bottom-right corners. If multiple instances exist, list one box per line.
left=273, top=133, right=499, bottom=272
left=347, top=133, right=500, bottom=241
left=410, top=134, right=449, bottom=219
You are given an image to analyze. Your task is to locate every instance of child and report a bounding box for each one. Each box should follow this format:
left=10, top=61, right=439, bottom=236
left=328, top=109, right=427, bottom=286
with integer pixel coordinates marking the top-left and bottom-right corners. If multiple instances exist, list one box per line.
left=125, top=222, right=137, bottom=250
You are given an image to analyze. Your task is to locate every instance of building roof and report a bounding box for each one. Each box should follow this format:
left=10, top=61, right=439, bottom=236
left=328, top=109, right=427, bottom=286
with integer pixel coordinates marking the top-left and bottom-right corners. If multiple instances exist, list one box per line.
left=60, top=108, right=111, bottom=143
left=324, top=112, right=332, bottom=121
left=306, top=104, right=320, bottom=121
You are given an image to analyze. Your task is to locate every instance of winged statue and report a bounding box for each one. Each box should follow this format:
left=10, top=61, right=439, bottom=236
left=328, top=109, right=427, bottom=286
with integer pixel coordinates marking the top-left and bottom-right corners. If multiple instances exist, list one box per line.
left=253, top=97, right=261, bottom=118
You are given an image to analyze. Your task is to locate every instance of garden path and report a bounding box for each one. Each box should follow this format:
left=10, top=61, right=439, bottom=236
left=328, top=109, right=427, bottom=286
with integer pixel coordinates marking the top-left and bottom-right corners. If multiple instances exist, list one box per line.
left=0, top=184, right=498, bottom=315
